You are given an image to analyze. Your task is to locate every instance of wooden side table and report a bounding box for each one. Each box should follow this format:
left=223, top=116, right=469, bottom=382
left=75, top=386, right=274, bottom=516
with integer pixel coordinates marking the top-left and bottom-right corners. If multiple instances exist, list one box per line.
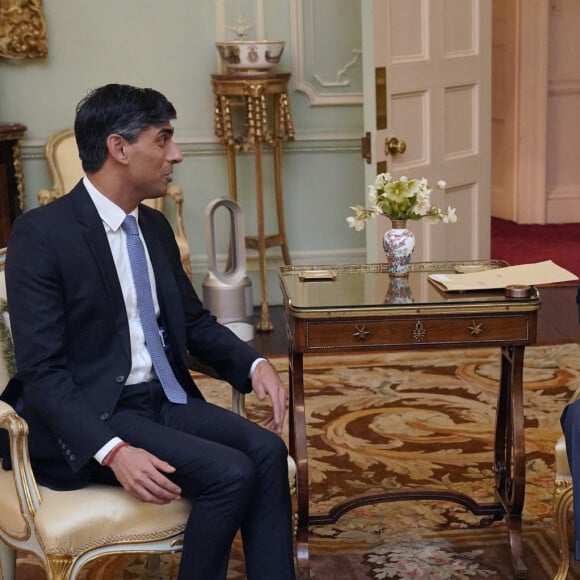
left=0, top=123, right=26, bottom=248
left=280, top=261, right=541, bottom=579
left=211, top=73, right=294, bottom=332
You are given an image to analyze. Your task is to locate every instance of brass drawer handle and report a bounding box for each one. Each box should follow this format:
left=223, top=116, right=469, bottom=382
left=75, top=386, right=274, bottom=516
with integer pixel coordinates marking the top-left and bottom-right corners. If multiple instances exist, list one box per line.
left=413, top=321, right=426, bottom=342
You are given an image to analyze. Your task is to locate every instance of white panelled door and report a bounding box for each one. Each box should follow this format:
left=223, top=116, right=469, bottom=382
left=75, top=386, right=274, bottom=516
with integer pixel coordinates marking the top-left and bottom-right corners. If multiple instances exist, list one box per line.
left=361, top=0, right=492, bottom=263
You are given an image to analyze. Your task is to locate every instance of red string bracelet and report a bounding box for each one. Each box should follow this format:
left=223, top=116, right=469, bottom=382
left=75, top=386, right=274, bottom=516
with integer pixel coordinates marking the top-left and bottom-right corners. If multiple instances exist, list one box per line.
left=103, top=442, right=130, bottom=466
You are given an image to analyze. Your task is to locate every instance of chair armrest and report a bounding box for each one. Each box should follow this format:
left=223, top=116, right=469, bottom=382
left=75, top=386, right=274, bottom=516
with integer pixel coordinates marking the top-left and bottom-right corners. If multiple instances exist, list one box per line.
left=0, top=400, right=42, bottom=516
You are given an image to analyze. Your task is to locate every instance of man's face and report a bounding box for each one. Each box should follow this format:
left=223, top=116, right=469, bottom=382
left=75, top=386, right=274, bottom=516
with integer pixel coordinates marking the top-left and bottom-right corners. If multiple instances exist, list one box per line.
left=124, top=122, right=183, bottom=199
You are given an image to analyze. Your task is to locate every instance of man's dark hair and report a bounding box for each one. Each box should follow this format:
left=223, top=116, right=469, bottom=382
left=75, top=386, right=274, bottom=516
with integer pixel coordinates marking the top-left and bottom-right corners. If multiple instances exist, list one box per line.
left=74, top=84, right=177, bottom=173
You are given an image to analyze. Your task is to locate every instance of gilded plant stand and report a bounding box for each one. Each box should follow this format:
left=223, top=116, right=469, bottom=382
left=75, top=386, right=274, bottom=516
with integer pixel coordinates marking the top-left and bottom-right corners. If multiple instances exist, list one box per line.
left=212, top=73, right=294, bottom=332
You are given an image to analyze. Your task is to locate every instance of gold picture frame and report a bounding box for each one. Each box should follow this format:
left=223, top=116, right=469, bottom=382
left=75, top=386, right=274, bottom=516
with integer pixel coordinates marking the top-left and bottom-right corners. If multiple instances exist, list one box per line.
left=0, top=0, right=48, bottom=59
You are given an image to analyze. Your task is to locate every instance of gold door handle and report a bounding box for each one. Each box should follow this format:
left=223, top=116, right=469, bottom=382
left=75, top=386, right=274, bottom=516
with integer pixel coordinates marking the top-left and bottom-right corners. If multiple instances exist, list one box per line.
left=385, top=136, right=407, bottom=156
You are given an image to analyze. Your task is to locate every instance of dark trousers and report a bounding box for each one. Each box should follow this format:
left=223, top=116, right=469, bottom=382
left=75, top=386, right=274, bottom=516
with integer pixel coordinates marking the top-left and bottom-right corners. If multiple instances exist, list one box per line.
left=561, top=399, right=580, bottom=559
left=93, top=380, right=295, bottom=580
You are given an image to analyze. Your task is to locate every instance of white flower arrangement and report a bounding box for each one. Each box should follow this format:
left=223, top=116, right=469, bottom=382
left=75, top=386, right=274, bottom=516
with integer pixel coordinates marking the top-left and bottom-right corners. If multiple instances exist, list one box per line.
left=347, top=173, right=457, bottom=232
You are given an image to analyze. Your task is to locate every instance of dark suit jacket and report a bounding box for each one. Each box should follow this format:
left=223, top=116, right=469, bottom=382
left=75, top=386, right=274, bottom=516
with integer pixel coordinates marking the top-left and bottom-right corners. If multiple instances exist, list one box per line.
left=1, top=181, right=260, bottom=490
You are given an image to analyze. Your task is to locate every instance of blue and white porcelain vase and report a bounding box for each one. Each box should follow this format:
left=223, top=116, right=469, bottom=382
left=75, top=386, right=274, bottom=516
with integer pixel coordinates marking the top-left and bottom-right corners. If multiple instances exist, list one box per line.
left=383, top=219, right=415, bottom=277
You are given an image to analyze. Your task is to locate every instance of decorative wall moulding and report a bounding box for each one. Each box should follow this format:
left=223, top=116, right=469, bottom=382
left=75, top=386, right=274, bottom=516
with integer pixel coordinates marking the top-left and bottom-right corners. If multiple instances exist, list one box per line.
left=290, top=0, right=363, bottom=106
left=215, top=0, right=265, bottom=41
left=19, top=137, right=362, bottom=162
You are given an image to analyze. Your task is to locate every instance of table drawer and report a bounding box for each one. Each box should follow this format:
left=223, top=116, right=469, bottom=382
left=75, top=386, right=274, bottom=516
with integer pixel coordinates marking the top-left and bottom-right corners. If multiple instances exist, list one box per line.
left=304, top=314, right=533, bottom=351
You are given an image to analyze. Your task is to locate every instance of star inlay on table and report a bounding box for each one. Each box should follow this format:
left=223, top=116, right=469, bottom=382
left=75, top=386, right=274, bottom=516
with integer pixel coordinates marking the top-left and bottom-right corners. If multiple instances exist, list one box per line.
left=352, top=325, right=370, bottom=341
left=469, top=321, right=484, bottom=336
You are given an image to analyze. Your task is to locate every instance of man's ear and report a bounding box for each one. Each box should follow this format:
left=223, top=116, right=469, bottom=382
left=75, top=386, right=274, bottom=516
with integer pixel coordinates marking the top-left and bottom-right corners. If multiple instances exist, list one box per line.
left=106, top=134, right=129, bottom=165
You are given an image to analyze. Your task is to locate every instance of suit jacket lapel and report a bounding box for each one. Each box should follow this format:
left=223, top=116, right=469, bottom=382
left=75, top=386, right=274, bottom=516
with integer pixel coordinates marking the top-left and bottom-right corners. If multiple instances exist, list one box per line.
left=68, top=182, right=132, bottom=362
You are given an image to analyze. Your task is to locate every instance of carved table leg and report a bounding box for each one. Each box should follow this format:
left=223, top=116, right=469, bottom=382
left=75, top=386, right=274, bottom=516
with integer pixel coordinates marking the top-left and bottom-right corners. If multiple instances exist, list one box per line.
left=495, top=345, right=527, bottom=578
left=289, top=349, right=311, bottom=578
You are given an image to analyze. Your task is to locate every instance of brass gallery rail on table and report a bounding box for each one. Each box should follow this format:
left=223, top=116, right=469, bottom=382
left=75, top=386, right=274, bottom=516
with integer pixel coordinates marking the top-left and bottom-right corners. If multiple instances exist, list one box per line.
left=279, top=261, right=541, bottom=580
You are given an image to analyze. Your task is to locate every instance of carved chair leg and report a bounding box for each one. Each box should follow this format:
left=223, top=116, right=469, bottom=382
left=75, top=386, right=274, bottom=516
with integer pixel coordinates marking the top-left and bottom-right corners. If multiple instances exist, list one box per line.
left=553, top=480, right=574, bottom=580
left=0, top=541, right=16, bottom=580
left=46, top=554, right=74, bottom=580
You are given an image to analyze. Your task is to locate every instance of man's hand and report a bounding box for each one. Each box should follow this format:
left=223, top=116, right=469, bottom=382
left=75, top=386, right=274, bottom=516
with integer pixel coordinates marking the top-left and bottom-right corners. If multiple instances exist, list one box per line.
left=107, top=445, right=182, bottom=504
left=251, top=359, right=287, bottom=435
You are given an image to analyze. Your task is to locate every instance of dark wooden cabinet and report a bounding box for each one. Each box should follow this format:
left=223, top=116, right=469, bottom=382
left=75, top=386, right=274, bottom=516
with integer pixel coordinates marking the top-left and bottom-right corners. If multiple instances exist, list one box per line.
left=0, top=123, right=26, bottom=248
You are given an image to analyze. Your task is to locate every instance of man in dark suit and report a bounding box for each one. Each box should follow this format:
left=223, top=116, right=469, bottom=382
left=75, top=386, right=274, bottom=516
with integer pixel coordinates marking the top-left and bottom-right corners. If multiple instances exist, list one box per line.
left=3, top=84, right=295, bottom=579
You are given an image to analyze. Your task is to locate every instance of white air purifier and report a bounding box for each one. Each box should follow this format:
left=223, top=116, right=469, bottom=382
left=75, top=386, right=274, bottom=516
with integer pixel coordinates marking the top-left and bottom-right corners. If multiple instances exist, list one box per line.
left=202, top=198, right=254, bottom=341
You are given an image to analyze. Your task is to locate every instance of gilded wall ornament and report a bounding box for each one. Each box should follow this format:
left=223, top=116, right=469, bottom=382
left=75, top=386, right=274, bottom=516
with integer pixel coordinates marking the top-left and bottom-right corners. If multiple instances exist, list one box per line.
left=0, top=0, right=48, bottom=59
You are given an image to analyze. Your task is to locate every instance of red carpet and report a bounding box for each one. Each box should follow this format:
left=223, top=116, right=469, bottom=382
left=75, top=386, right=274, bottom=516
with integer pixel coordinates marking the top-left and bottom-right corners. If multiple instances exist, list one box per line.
left=491, top=217, right=580, bottom=278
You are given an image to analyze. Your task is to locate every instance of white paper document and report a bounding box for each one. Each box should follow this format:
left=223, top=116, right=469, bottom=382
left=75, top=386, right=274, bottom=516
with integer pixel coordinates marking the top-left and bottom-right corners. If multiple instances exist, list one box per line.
left=428, top=260, right=578, bottom=292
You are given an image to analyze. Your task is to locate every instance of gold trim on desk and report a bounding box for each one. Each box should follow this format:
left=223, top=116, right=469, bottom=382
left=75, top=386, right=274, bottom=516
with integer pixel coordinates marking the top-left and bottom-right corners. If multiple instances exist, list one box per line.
left=279, top=261, right=542, bottom=319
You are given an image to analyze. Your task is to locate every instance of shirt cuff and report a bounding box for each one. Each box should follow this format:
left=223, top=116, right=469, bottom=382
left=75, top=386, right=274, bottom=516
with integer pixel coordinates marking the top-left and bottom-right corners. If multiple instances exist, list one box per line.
left=249, top=357, right=267, bottom=378
left=94, top=437, right=123, bottom=465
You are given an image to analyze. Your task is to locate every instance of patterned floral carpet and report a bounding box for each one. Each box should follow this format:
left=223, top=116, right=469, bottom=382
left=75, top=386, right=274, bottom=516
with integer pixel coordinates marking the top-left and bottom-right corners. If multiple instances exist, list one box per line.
left=16, top=343, right=580, bottom=579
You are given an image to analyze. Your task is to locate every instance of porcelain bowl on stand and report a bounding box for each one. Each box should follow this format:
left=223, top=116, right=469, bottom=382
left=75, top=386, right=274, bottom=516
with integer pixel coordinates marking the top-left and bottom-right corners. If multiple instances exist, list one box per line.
left=215, top=40, right=285, bottom=75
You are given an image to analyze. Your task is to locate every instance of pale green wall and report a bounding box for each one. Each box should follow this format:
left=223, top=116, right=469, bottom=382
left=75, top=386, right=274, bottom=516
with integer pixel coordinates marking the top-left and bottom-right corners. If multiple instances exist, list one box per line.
left=0, top=0, right=366, bottom=303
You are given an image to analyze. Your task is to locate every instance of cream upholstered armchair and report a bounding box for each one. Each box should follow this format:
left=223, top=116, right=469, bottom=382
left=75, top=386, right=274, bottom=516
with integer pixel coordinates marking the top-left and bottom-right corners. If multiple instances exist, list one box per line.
left=0, top=247, right=191, bottom=580
left=0, top=248, right=296, bottom=579
left=37, top=128, right=193, bottom=278
left=553, top=385, right=580, bottom=580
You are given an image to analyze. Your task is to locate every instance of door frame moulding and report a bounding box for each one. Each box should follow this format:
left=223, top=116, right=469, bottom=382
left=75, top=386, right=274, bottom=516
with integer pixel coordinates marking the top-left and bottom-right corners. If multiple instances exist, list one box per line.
left=514, top=0, right=549, bottom=223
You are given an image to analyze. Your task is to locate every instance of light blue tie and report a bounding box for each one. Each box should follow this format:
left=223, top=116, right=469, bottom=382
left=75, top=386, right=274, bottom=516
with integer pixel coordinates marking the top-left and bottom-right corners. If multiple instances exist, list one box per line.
left=122, top=215, right=187, bottom=404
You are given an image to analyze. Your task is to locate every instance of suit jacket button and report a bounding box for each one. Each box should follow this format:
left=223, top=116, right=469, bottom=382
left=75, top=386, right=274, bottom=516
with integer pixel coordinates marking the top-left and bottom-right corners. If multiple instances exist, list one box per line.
left=100, top=412, right=109, bottom=420
left=115, top=375, right=125, bottom=384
